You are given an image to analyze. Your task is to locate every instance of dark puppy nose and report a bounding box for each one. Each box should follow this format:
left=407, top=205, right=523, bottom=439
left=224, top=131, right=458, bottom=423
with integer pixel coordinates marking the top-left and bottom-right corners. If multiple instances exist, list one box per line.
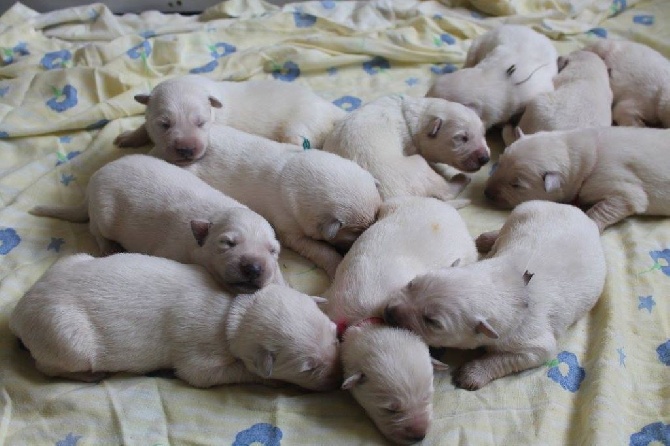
left=477, top=154, right=490, bottom=166
left=241, top=262, right=262, bottom=280
left=406, top=434, right=426, bottom=443
left=383, top=306, right=398, bottom=326
left=176, top=148, right=195, bottom=159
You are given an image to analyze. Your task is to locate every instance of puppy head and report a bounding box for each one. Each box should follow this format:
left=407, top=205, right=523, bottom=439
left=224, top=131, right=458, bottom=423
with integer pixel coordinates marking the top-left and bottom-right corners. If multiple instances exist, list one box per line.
left=191, top=207, right=282, bottom=293
left=384, top=266, right=501, bottom=349
left=137, top=75, right=222, bottom=165
left=484, top=133, right=570, bottom=209
left=417, top=99, right=489, bottom=172
left=282, top=151, right=382, bottom=251
left=341, top=324, right=441, bottom=445
left=426, top=68, right=507, bottom=129
left=227, top=285, right=341, bottom=391
left=555, top=50, right=609, bottom=84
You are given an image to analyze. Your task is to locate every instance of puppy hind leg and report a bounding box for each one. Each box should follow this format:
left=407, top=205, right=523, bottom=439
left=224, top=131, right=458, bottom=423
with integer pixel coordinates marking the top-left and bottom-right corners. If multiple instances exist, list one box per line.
left=113, top=124, right=151, bottom=148
left=585, top=190, right=646, bottom=233
left=176, top=357, right=267, bottom=388
left=281, top=233, right=343, bottom=279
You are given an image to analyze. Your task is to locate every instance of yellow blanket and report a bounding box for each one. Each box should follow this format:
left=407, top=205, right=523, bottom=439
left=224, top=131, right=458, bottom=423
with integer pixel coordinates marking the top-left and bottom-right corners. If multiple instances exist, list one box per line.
left=1, top=0, right=668, bottom=444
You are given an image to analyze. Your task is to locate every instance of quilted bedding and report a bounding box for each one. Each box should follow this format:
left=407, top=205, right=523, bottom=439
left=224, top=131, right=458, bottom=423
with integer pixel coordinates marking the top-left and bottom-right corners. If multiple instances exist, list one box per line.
left=0, top=0, right=668, bottom=444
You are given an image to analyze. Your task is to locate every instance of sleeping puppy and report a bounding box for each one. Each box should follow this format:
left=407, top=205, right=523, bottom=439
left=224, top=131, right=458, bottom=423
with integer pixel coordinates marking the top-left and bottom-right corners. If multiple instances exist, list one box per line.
left=384, top=201, right=607, bottom=390
left=30, top=154, right=284, bottom=293
left=114, top=74, right=345, bottom=158
left=154, top=124, right=382, bottom=278
left=502, top=50, right=612, bottom=145
left=340, top=321, right=448, bottom=445
left=321, top=95, right=488, bottom=200
left=426, top=24, right=557, bottom=129
left=322, top=196, right=477, bottom=325
left=586, top=40, right=670, bottom=127
left=484, top=127, right=670, bottom=232
left=10, top=254, right=341, bottom=391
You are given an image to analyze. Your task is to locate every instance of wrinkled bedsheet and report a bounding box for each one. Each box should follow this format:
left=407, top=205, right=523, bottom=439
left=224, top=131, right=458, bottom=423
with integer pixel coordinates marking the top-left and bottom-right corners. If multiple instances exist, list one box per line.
left=0, top=0, right=668, bottom=444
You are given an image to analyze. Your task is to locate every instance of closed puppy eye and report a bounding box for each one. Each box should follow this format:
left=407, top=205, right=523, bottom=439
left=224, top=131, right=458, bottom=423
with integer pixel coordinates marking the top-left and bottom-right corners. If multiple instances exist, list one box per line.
left=220, top=239, right=236, bottom=248
left=453, top=132, right=469, bottom=144
left=510, top=180, right=523, bottom=189
left=160, top=121, right=171, bottom=130
left=423, top=315, right=442, bottom=328
left=269, top=247, right=278, bottom=255
left=196, top=119, right=206, bottom=128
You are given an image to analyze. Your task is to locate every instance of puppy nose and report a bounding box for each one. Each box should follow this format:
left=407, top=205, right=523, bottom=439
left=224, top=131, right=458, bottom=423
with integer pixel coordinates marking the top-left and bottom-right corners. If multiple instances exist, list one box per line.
left=383, top=305, right=398, bottom=326
left=241, top=262, right=262, bottom=279
left=176, top=148, right=195, bottom=159
left=405, top=433, right=426, bottom=443
left=477, top=154, right=490, bottom=166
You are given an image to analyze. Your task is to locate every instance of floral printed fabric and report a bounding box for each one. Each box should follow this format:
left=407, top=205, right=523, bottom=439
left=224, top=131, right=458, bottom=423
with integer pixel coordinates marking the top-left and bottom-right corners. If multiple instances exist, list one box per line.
left=0, top=0, right=668, bottom=444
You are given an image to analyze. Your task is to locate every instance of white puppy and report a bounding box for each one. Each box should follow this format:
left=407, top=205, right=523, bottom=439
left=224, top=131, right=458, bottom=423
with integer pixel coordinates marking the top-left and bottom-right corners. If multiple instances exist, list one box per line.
left=340, top=322, right=445, bottom=445
left=322, top=95, right=488, bottom=200
left=10, top=253, right=341, bottom=391
left=586, top=40, right=670, bottom=127
left=153, top=124, right=382, bottom=278
left=322, top=196, right=473, bottom=443
left=502, top=50, right=612, bottom=145
left=426, top=25, right=558, bottom=129
left=384, top=201, right=606, bottom=390
left=484, top=127, right=670, bottom=232
left=323, top=196, right=477, bottom=325
left=114, top=75, right=345, bottom=158
left=30, top=154, right=283, bottom=293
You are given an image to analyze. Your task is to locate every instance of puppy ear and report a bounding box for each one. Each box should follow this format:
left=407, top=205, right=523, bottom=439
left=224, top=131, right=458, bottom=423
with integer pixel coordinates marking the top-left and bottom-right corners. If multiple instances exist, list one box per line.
left=310, top=296, right=328, bottom=305
left=300, top=357, right=317, bottom=373
left=475, top=319, right=499, bottom=339
left=431, top=358, right=450, bottom=371
left=341, top=371, right=366, bottom=390
left=428, top=118, right=443, bottom=138
left=514, top=126, right=525, bottom=140
left=450, top=258, right=461, bottom=267
left=319, top=218, right=343, bottom=241
left=208, top=96, right=223, bottom=108
left=253, top=349, right=275, bottom=378
left=557, top=56, right=569, bottom=72
left=134, top=94, right=150, bottom=105
left=543, top=171, right=561, bottom=192
left=523, top=270, right=534, bottom=286
left=190, top=219, right=213, bottom=247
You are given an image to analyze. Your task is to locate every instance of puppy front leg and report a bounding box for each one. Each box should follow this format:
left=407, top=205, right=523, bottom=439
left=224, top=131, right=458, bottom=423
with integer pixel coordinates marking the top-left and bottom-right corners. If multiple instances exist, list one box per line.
left=586, top=191, right=646, bottom=232
left=281, top=233, right=343, bottom=279
left=475, top=230, right=500, bottom=254
left=409, top=156, right=470, bottom=200
left=454, top=347, right=551, bottom=390
left=177, top=358, right=268, bottom=388
left=114, top=124, right=151, bottom=148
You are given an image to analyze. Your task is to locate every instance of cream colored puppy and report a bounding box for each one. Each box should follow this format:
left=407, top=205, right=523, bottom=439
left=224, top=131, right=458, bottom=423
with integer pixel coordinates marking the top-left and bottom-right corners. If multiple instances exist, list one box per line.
left=10, top=254, right=341, bottom=391
left=341, top=322, right=445, bottom=445
left=426, top=25, right=558, bottom=129
left=322, top=95, right=489, bottom=200
left=114, top=75, right=345, bottom=159
left=502, top=50, right=612, bottom=145
left=384, top=201, right=606, bottom=390
left=323, top=196, right=478, bottom=325
left=484, top=127, right=670, bottom=232
left=153, top=124, right=381, bottom=278
left=30, top=155, right=283, bottom=293
left=586, top=40, right=670, bottom=127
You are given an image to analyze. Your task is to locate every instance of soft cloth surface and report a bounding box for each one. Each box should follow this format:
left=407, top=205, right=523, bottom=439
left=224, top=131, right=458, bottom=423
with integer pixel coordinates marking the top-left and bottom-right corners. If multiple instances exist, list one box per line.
left=1, top=0, right=669, bottom=444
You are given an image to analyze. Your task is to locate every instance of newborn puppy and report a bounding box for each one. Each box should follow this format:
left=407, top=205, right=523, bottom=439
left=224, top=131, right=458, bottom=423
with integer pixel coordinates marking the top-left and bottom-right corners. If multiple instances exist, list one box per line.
left=427, top=24, right=558, bottom=129
left=10, top=254, right=341, bottom=391
left=484, top=127, right=670, bottom=232
left=323, top=196, right=477, bottom=325
left=114, top=74, right=345, bottom=159
left=384, top=201, right=606, bottom=390
left=341, top=321, right=447, bottom=445
left=30, top=154, right=283, bottom=293
left=586, top=40, right=670, bottom=127
left=322, top=95, right=488, bottom=200
left=502, top=50, right=612, bottom=145
left=155, top=124, right=381, bottom=278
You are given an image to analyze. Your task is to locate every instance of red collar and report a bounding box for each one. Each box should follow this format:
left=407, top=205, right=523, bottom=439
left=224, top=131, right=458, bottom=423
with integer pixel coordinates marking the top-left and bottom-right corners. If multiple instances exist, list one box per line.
left=336, top=317, right=385, bottom=341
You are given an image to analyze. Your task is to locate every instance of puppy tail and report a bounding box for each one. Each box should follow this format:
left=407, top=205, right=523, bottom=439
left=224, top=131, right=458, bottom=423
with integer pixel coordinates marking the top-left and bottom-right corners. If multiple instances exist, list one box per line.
left=29, top=201, right=89, bottom=223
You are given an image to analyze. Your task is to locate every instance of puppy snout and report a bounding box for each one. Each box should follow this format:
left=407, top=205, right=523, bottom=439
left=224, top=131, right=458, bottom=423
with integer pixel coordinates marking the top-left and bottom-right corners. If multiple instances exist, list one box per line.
left=175, top=147, right=195, bottom=160
left=241, top=261, right=263, bottom=280
left=401, top=415, right=429, bottom=443
left=383, top=305, right=399, bottom=326
left=476, top=151, right=490, bottom=166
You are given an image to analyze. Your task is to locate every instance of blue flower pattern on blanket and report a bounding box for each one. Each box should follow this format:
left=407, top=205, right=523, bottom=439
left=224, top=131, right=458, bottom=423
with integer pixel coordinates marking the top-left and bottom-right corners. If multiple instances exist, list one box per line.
left=47, top=85, right=78, bottom=112
left=294, top=9, right=317, bottom=28
left=209, top=42, right=236, bottom=59
left=648, top=249, right=670, bottom=275
left=0, top=228, right=21, bottom=255
left=61, top=173, right=75, bottom=186
left=440, top=33, right=456, bottom=45
left=633, top=15, right=654, bottom=26
left=363, top=56, right=390, bottom=75
left=431, top=63, right=457, bottom=75
left=55, top=432, right=81, bottom=446
left=41, top=50, right=72, bottom=70
left=2, top=42, right=29, bottom=64
left=638, top=295, right=655, bottom=313
left=272, top=61, right=301, bottom=82
left=86, top=119, right=109, bottom=130
left=547, top=351, right=586, bottom=392
left=47, top=237, right=65, bottom=252
left=0, top=131, right=8, bottom=138
left=127, top=40, right=152, bottom=59
left=56, top=151, right=80, bottom=166
left=190, top=60, right=218, bottom=74
left=233, top=423, right=283, bottom=446
left=321, top=0, right=336, bottom=9
left=629, top=422, right=670, bottom=446
left=657, top=340, right=670, bottom=366
left=0, top=86, right=8, bottom=97
left=610, top=0, right=627, bottom=16
left=333, top=95, right=362, bottom=112
left=588, top=28, right=608, bottom=38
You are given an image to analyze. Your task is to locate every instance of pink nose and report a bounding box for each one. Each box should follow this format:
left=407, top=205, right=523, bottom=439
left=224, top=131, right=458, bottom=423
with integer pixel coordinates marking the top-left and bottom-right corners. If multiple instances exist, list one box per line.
left=401, top=414, right=430, bottom=443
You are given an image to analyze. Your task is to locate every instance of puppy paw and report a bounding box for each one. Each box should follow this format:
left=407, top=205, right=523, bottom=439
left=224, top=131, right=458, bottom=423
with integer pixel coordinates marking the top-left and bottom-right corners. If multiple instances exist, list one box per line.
left=113, top=131, right=137, bottom=148
left=475, top=230, right=499, bottom=254
left=453, top=361, right=492, bottom=390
